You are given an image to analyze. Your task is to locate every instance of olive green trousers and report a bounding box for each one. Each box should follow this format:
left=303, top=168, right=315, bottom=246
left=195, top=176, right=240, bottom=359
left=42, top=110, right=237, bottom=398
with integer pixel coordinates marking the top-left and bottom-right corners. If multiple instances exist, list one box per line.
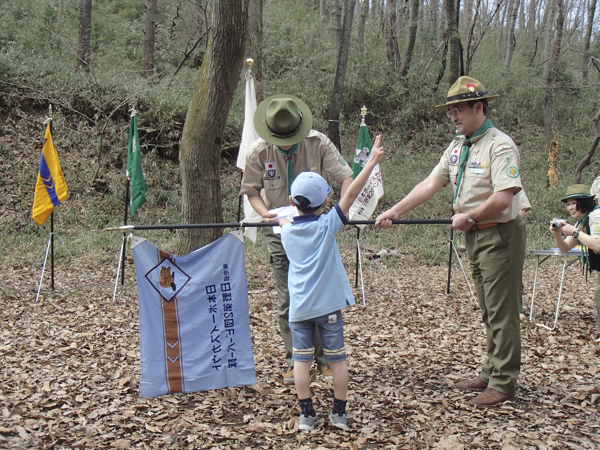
left=264, top=228, right=326, bottom=368
left=464, top=216, right=526, bottom=395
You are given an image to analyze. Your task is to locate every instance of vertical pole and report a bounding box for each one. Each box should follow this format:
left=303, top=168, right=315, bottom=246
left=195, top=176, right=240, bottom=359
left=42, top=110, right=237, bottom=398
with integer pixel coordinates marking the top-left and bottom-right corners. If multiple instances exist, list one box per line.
left=120, top=178, right=130, bottom=285
left=51, top=211, right=55, bottom=291
left=237, top=172, right=244, bottom=224
left=447, top=227, right=454, bottom=294
left=49, top=117, right=55, bottom=292
left=355, top=227, right=361, bottom=288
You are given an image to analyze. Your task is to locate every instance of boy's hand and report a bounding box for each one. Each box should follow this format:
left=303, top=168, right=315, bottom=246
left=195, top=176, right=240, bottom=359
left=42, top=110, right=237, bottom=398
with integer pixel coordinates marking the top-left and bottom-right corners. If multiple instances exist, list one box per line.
left=367, top=135, right=384, bottom=166
left=279, top=218, right=291, bottom=227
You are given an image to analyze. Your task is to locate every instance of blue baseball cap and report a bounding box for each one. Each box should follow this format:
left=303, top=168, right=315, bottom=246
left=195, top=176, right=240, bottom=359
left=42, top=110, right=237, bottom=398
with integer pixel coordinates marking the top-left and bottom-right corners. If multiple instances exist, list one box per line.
left=291, top=172, right=331, bottom=208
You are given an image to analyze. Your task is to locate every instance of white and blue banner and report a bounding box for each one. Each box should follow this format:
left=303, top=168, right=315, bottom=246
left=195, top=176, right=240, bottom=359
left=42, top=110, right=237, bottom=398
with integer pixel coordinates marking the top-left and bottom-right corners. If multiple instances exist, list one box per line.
left=131, top=233, right=256, bottom=398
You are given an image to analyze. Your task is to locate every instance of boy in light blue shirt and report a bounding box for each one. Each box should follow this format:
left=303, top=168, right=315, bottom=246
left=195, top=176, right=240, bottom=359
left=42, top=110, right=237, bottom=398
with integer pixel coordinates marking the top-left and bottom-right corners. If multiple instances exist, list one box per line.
left=279, top=135, right=384, bottom=431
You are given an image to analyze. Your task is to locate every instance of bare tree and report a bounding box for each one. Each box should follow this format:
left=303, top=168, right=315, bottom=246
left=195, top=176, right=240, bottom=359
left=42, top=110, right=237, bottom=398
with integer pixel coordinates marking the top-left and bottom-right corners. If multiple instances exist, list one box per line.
left=574, top=109, right=600, bottom=183
left=446, top=0, right=461, bottom=85
left=358, top=0, right=369, bottom=54
left=179, top=0, right=249, bottom=253
left=385, top=0, right=401, bottom=69
left=76, top=0, right=92, bottom=71
left=246, top=0, right=265, bottom=101
left=328, top=0, right=357, bottom=150
left=57, top=0, right=64, bottom=49
left=583, top=0, right=597, bottom=79
left=541, top=0, right=556, bottom=68
left=331, top=0, right=343, bottom=61
left=543, top=0, right=564, bottom=188
left=400, top=0, right=420, bottom=76
left=526, top=0, right=536, bottom=35
left=142, top=0, right=157, bottom=78
left=504, top=0, right=521, bottom=70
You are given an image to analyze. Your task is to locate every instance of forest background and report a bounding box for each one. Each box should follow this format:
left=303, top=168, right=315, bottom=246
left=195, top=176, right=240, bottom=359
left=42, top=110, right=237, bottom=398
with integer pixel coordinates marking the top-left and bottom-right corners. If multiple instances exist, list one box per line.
left=1, top=0, right=600, bottom=448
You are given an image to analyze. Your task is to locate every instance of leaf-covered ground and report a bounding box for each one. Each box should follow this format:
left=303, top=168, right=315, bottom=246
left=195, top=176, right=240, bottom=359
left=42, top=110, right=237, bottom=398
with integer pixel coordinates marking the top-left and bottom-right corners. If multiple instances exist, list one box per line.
left=1, top=243, right=599, bottom=449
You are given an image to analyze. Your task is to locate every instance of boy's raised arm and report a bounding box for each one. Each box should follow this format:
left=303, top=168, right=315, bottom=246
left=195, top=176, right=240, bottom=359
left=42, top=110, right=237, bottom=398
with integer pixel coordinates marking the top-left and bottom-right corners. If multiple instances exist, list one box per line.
left=338, top=135, right=384, bottom=216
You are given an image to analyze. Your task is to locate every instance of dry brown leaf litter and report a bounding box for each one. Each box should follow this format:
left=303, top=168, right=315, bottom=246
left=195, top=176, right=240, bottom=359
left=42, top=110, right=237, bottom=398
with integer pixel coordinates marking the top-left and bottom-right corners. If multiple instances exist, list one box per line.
left=1, top=246, right=599, bottom=449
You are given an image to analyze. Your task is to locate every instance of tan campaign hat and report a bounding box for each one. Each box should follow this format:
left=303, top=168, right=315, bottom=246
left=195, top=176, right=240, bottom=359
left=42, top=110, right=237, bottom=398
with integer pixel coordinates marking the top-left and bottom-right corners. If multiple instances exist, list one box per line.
left=435, top=76, right=500, bottom=110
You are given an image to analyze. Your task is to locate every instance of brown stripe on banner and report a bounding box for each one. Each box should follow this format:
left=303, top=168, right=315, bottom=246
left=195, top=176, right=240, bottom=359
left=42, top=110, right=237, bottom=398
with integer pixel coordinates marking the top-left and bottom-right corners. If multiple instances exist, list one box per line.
left=159, top=250, right=183, bottom=394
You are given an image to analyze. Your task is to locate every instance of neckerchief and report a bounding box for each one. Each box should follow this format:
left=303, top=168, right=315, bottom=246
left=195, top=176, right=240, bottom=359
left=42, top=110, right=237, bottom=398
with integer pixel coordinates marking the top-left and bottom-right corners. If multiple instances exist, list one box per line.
left=276, top=143, right=300, bottom=196
left=453, top=118, right=494, bottom=204
left=577, top=207, right=600, bottom=280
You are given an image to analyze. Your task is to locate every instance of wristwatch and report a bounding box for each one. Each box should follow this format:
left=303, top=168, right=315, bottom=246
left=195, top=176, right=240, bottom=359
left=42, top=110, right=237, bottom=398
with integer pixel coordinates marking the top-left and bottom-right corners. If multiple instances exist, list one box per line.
left=467, top=212, right=476, bottom=225
left=572, top=230, right=580, bottom=240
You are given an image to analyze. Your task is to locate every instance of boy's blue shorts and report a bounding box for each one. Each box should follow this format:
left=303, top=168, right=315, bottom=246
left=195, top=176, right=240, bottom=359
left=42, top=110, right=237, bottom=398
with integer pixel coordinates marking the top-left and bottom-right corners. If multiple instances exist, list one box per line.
left=290, top=310, right=346, bottom=362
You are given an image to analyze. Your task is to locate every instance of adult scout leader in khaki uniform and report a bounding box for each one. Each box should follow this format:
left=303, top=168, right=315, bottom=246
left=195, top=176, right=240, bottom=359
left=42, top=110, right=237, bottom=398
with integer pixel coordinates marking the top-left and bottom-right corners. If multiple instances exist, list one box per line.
left=376, top=76, right=526, bottom=407
left=240, top=94, right=353, bottom=383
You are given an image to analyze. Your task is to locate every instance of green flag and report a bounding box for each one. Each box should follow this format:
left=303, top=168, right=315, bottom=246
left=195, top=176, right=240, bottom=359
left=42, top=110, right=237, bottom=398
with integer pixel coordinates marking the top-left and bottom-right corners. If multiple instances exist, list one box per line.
left=126, top=114, right=148, bottom=217
left=352, top=120, right=373, bottom=179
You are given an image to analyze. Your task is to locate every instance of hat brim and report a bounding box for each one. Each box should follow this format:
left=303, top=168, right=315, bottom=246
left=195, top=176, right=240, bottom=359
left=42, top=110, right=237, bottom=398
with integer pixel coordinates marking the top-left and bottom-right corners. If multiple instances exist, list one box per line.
left=435, top=94, right=500, bottom=110
left=561, top=193, right=594, bottom=203
left=254, top=94, right=313, bottom=146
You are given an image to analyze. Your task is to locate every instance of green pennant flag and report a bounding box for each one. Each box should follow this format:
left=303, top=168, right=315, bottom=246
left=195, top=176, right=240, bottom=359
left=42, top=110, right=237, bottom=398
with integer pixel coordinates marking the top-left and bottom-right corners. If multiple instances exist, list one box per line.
left=352, top=121, right=373, bottom=179
left=126, top=114, right=148, bottom=217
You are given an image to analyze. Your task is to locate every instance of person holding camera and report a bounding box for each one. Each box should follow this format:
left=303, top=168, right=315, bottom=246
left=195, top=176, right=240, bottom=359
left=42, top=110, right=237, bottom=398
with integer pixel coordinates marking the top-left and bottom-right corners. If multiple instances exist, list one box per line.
left=550, top=184, right=600, bottom=342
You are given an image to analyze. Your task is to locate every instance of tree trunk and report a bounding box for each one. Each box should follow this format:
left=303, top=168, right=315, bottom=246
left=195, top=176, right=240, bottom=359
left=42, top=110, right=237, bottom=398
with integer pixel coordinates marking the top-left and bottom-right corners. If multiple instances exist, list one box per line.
left=497, top=0, right=509, bottom=61
left=518, top=0, right=526, bottom=32
left=504, top=0, right=520, bottom=71
left=447, top=0, right=461, bottom=85
left=358, top=0, right=369, bottom=54
left=328, top=0, right=357, bottom=150
left=320, top=0, right=327, bottom=18
left=574, top=109, right=600, bottom=183
left=465, top=0, right=481, bottom=74
left=543, top=0, right=564, bottom=189
left=246, top=0, right=265, bottom=102
left=179, top=0, right=249, bottom=253
left=527, top=0, right=537, bottom=35
left=541, top=0, right=556, bottom=68
left=76, top=0, right=92, bottom=71
left=583, top=0, right=597, bottom=79
left=142, top=0, right=157, bottom=78
left=400, top=0, right=420, bottom=76
left=57, top=0, right=64, bottom=49
left=430, top=0, right=439, bottom=42
left=331, top=0, right=343, bottom=63
left=385, top=0, right=401, bottom=69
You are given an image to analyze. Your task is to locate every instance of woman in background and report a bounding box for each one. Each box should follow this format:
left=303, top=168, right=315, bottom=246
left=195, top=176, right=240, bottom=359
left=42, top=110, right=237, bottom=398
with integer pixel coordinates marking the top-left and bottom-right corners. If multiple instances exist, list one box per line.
left=550, top=184, right=600, bottom=342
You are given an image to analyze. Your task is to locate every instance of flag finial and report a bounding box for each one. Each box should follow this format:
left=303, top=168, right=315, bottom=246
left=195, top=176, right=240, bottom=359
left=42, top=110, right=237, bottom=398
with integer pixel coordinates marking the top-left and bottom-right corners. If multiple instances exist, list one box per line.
left=360, top=106, right=367, bottom=126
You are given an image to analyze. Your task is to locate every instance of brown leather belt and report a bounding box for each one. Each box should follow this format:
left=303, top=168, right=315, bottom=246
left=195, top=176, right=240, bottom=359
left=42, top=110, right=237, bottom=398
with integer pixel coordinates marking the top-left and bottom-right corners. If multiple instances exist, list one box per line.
left=468, top=222, right=500, bottom=232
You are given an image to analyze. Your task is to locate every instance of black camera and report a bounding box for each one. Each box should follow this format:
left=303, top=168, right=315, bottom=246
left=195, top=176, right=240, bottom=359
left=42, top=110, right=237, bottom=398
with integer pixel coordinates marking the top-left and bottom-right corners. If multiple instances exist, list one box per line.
left=551, top=220, right=565, bottom=229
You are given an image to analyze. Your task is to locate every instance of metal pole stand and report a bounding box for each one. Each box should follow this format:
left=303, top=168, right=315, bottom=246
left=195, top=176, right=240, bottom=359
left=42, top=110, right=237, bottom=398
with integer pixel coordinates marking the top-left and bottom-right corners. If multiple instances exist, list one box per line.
left=429, top=234, right=477, bottom=306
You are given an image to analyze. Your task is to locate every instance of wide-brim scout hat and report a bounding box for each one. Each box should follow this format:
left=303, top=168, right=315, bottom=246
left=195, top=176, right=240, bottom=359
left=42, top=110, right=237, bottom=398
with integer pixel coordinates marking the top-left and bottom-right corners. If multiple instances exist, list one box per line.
left=561, top=184, right=594, bottom=203
left=254, top=94, right=313, bottom=146
left=435, top=76, right=500, bottom=110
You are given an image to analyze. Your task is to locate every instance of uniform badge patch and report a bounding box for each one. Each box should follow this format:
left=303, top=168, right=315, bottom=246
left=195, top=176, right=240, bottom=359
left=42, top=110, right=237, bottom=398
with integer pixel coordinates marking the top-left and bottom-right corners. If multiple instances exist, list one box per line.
left=494, top=144, right=513, bottom=157
left=339, top=155, right=347, bottom=165
left=450, top=155, right=458, bottom=164
left=265, top=162, right=277, bottom=179
left=506, top=166, right=519, bottom=178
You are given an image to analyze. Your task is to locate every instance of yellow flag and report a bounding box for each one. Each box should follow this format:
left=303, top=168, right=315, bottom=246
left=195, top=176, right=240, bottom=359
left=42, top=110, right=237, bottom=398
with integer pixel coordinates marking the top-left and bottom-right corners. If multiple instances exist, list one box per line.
left=32, top=125, right=68, bottom=225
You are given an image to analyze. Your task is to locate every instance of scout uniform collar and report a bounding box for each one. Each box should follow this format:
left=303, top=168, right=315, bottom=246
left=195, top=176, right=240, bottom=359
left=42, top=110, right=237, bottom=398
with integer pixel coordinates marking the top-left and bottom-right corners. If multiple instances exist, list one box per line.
left=453, top=119, right=495, bottom=204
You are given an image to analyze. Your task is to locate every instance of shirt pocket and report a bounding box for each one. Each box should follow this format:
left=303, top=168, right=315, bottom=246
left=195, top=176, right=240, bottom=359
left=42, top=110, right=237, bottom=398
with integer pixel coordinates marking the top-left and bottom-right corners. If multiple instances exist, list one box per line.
left=467, top=167, right=491, bottom=189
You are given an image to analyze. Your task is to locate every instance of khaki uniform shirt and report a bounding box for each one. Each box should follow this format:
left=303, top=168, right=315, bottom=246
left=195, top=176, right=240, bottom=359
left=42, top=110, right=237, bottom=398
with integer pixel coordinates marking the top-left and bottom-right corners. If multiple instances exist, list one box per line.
left=431, top=128, right=523, bottom=224
left=240, top=130, right=353, bottom=209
